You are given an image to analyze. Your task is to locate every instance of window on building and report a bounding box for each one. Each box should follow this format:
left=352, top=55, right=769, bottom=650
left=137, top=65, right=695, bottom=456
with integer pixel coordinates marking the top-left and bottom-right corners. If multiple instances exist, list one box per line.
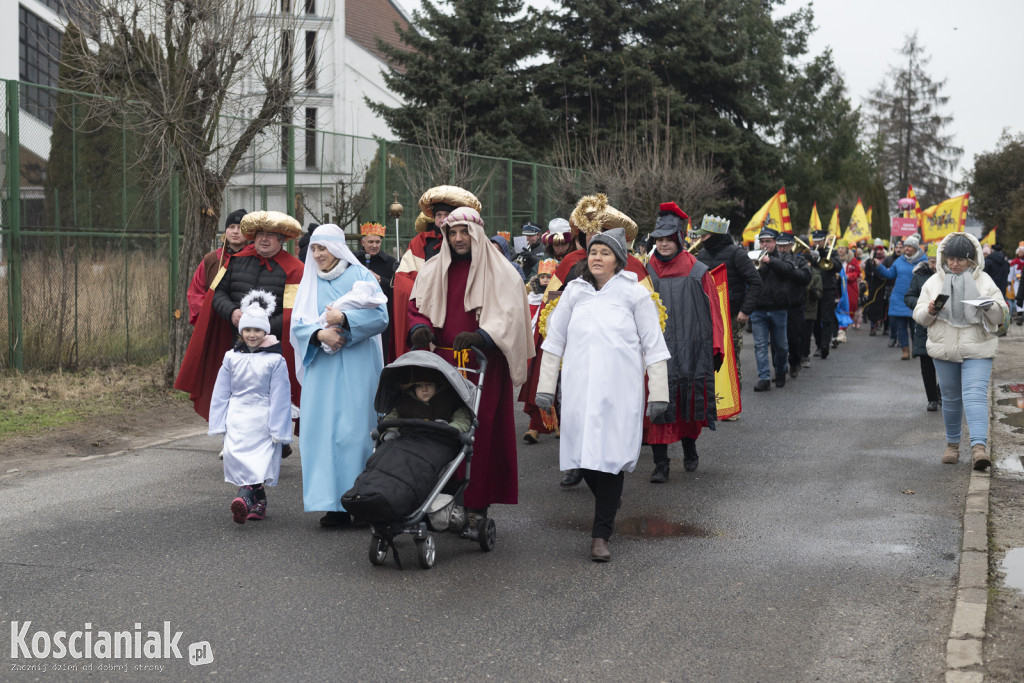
left=305, top=108, right=317, bottom=169
left=19, top=6, right=62, bottom=126
left=304, top=31, right=316, bottom=91
left=281, top=30, right=292, bottom=82
left=280, top=0, right=292, bottom=12
left=304, top=0, right=315, bottom=14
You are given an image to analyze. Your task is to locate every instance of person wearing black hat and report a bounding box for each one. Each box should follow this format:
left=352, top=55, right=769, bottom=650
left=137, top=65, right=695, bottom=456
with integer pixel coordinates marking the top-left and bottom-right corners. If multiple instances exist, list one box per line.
left=645, top=202, right=724, bottom=480
left=750, top=227, right=804, bottom=391
left=773, top=232, right=812, bottom=378
left=808, top=230, right=844, bottom=360
left=514, top=222, right=546, bottom=278
left=186, top=208, right=251, bottom=325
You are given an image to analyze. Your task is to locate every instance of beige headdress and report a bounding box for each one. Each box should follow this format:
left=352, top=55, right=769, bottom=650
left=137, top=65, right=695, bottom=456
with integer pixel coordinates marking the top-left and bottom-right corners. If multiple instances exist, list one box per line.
left=239, top=210, right=303, bottom=240
left=569, top=193, right=638, bottom=242
left=418, top=185, right=483, bottom=218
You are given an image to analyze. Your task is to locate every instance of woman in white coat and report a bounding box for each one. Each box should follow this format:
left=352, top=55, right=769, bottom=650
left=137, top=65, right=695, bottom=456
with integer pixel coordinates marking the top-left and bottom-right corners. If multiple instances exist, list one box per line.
left=912, top=232, right=1008, bottom=470
left=536, top=228, right=670, bottom=562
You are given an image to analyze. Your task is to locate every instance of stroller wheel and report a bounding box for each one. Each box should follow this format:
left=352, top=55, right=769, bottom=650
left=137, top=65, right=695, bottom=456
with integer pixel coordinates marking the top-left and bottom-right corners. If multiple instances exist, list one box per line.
left=478, top=517, right=496, bottom=552
left=415, top=534, right=436, bottom=569
left=368, top=535, right=388, bottom=566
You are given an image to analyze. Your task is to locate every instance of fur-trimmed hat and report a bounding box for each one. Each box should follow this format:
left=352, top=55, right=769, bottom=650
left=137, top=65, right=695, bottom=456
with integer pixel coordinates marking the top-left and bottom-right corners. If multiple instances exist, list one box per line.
left=239, top=210, right=303, bottom=240
left=418, top=185, right=482, bottom=218
left=225, top=209, right=247, bottom=228
left=238, top=290, right=276, bottom=334
left=570, top=194, right=638, bottom=243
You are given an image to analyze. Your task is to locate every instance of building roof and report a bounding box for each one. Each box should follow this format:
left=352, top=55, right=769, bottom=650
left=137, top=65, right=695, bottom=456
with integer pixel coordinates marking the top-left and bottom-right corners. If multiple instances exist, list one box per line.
left=345, top=0, right=410, bottom=64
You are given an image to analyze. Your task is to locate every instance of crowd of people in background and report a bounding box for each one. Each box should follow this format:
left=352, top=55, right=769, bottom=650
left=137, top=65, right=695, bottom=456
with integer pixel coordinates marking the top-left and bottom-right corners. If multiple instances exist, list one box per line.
left=172, top=188, right=1012, bottom=563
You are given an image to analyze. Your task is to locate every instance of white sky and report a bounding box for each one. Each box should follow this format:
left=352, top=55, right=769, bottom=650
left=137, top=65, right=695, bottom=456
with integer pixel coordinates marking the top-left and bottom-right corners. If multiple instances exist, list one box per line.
left=398, top=0, right=1024, bottom=184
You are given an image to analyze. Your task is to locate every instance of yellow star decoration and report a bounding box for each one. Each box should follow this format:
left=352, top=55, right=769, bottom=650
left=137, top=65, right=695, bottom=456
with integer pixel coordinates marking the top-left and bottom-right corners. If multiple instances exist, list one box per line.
left=539, top=291, right=667, bottom=339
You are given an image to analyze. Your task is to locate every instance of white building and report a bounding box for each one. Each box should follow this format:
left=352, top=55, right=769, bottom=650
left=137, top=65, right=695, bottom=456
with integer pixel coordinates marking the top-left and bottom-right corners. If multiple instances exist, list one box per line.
left=2, top=0, right=411, bottom=227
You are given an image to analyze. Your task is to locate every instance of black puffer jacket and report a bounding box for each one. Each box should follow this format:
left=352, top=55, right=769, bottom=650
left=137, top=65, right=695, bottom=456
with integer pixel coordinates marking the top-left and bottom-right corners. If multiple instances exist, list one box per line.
left=754, top=250, right=805, bottom=311
left=904, top=260, right=935, bottom=357
left=697, top=234, right=762, bottom=317
left=984, top=248, right=1010, bottom=294
left=213, top=253, right=295, bottom=337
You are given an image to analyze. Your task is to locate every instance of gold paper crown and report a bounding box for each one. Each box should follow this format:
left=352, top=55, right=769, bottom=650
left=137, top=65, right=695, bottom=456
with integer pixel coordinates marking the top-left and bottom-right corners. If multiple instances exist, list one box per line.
left=359, top=222, right=386, bottom=237
left=569, top=193, right=638, bottom=242
left=414, top=212, right=434, bottom=233
left=418, top=185, right=482, bottom=218
left=239, top=210, right=302, bottom=240
left=538, top=259, right=558, bottom=275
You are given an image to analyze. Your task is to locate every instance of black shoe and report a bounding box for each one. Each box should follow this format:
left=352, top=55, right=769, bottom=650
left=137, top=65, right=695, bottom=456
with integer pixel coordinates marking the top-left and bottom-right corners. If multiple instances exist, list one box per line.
left=683, top=456, right=699, bottom=472
left=869, top=330, right=877, bottom=337
left=650, top=461, right=670, bottom=483
left=887, top=338, right=898, bottom=348
left=927, top=401, right=939, bottom=412
left=319, top=511, right=352, bottom=527
left=813, top=348, right=821, bottom=358
left=753, top=380, right=771, bottom=392
left=559, top=469, right=584, bottom=488
left=775, top=375, right=786, bottom=388
left=830, top=339, right=839, bottom=349
left=789, top=364, right=800, bottom=379
left=281, top=444, right=292, bottom=459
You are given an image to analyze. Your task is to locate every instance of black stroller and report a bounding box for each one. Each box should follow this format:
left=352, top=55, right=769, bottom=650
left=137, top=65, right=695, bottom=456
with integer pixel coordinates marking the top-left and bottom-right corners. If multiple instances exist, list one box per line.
left=341, top=349, right=492, bottom=569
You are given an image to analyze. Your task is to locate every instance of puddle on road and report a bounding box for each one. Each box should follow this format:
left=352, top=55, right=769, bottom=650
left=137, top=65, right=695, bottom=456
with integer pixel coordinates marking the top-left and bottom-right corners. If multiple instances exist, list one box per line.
left=996, top=387, right=1024, bottom=433
left=1001, top=548, right=1024, bottom=593
left=614, top=515, right=713, bottom=538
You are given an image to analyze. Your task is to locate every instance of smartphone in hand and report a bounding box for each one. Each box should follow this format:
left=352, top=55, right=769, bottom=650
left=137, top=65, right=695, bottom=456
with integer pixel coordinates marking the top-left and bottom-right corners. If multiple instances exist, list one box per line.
left=933, top=293, right=950, bottom=312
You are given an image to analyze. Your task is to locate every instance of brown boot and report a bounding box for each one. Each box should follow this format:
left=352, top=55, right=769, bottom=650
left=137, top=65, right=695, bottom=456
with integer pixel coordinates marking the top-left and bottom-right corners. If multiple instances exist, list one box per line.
left=941, top=443, right=959, bottom=464
left=522, top=429, right=539, bottom=444
left=901, top=346, right=911, bottom=360
left=590, top=537, right=611, bottom=562
left=972, top=444, right=991, bottom=471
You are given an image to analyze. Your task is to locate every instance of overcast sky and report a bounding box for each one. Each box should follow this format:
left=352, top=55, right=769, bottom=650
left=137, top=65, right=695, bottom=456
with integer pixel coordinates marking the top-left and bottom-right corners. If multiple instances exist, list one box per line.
left=397, top=0, right=1023, bottom=187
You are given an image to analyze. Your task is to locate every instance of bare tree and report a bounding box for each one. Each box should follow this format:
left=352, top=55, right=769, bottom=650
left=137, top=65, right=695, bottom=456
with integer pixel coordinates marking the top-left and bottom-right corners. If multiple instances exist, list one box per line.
left=549, top=127, right=724, bottom=234
left=301, top=172, right=374, bottom=229
left=58, top=0, right=311, bottom=382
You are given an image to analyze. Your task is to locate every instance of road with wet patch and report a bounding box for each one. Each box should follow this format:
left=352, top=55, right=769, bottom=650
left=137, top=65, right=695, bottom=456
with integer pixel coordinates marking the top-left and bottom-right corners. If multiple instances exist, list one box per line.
left=1, top=330, right=969, bottom=681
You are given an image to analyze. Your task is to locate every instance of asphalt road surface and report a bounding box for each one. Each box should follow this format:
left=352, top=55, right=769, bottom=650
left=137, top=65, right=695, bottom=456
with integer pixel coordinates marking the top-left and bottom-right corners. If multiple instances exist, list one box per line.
left=2, top=330, right=967, bottom=681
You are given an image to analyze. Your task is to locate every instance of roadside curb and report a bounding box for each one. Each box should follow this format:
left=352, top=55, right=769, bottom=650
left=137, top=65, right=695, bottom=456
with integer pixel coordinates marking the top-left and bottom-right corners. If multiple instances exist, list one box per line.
left=76, top=427, right=211, bottom=462
left=944, top=378, right=996, bottom=682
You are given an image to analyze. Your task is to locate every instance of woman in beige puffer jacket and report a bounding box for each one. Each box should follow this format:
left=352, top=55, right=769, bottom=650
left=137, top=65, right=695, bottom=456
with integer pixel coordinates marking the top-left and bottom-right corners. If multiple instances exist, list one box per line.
left=912, top=232, right=1008, bottom=470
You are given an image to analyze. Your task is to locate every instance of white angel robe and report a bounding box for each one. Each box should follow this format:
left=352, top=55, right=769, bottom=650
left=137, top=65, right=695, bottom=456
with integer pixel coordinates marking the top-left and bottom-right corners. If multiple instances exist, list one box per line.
left=209, top=347, right=293, bottom=486
left=541, top=270, right=670, bottom=474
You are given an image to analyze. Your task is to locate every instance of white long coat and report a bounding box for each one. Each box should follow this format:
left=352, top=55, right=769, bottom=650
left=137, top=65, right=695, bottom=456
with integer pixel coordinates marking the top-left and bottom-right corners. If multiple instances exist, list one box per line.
left=542, top=271, right=670, bottom=474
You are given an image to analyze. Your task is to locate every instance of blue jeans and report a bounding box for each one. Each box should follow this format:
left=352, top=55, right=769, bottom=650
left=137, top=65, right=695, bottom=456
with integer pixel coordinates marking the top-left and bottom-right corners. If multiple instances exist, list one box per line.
left=890, top=315, right=910, bottom=347
left=750, top=309, right=788, bottom=381
left=933, top=357, right=993, bottom=447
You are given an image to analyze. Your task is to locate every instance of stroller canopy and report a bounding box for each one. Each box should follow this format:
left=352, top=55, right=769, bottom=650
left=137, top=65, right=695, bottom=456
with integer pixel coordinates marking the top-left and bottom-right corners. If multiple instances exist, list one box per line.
left=374, top=351, right=478, bottom=417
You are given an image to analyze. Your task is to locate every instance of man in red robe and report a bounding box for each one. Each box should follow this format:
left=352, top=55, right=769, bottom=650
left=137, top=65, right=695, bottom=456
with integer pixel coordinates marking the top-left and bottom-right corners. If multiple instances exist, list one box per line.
left=175, top=211, right=304, bottom=423
left=392, top=186, right=481, bottom=360
left=186, top=209, right=250, bottom=325
left=407, top=206, right=534, bottom=538
left=646, top=205, right=725, bottom=481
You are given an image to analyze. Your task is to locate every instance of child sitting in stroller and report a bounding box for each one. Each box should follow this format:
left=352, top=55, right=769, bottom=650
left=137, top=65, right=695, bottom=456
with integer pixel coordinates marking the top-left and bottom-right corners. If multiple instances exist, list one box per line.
left=380, top=367, right=472, bottom=439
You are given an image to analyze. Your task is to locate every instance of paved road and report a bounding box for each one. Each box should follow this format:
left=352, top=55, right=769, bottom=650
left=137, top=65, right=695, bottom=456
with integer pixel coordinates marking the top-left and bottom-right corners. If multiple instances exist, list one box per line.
left=2, top=330, right=967, bottom=681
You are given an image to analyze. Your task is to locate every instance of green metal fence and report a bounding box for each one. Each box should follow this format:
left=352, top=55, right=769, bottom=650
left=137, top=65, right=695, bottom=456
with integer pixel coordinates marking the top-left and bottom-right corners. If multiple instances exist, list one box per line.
left=2, top=79, right=576, bottom=372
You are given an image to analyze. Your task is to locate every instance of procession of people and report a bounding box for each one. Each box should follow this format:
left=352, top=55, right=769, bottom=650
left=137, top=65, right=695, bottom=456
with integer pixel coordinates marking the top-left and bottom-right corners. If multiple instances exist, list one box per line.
left=174, top=186, right=1008, bottom=564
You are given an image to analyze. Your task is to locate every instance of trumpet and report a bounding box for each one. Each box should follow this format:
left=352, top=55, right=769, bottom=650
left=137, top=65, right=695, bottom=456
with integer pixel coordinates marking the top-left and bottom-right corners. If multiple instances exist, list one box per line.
left=819, top=234, right=837, bottom=270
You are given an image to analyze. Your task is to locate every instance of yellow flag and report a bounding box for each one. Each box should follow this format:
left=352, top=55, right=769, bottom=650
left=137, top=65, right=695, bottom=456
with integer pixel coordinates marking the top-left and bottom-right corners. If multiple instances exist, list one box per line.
left=827, top=206, right=841, bottom=238
left=907, top=185, right=924, bottom=226
left=980, top=227, right=997, bottom=246
left=809, top=202, right=822, bottom=235
left=741, top=188, right=793, bottom=244
left=866, top=206, right=873, bottom=228
left=843, top=199, right=871, bottom=244
left=921, top=194, right=970, bottom=243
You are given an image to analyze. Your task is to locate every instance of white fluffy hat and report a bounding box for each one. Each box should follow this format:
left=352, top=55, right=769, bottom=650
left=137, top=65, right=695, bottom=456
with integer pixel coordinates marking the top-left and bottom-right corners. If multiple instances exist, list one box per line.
left=238, top=290, right=277, bottom=334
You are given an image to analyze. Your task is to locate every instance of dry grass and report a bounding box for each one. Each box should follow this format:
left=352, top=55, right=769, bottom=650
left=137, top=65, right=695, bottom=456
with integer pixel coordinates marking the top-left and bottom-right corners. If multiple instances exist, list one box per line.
left=2, top=242, right=169, bottom=370
left=0, top=360, right=185, bottom=439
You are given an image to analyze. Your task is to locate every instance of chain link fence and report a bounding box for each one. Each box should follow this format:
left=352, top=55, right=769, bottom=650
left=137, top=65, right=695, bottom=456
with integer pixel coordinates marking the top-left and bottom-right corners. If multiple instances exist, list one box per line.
left=3, top=79, right=576, bottom=371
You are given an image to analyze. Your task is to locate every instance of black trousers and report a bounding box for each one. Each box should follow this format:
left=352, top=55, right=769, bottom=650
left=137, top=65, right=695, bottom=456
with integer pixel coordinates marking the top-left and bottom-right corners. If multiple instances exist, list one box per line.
left=581, top=469, right=624, bottom=541
left=920, top=354, right=940, bottom=403
left=786, top=306, right=803, bottom=368
left=801, top=317, right=815, bottom=359
left=813, top=298, right=836, bottom=357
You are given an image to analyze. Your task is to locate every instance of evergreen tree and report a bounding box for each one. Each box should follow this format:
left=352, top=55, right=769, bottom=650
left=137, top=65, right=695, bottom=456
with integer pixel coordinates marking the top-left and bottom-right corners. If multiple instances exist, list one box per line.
left=369, top=0, right=550, bottom=160
left=866, top=32, right=962, bottom=207
left=966, top=131, right=1024, bottom=247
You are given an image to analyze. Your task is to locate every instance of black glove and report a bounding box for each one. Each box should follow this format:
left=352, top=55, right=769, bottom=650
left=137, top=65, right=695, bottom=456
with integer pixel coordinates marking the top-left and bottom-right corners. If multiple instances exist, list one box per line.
left=410, top=326, right=435, bottom=349
left=646, top=401, right=669, bottom=420
left=453, top=331, right=484, bottom=351
left=713, top=354, right=724, bottom=373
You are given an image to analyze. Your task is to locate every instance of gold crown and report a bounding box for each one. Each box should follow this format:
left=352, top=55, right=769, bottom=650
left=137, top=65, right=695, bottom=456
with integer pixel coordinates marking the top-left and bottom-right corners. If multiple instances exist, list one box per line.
left=359, top=222, right=386, bottom=237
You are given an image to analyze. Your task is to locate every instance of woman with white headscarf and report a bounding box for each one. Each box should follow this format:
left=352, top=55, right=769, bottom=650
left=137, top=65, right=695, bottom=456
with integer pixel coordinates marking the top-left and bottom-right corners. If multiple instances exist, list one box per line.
left=913, top=232, right=1009, bottom=471
left=291, top=225, right=389, bottom=526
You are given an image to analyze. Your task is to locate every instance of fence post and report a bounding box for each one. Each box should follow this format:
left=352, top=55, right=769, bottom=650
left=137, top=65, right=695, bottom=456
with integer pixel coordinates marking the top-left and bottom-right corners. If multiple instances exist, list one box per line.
left=507, top=159, right=513, bottom=231
left=378, top=138, right=388, bottom=228
left=169, top=173, right=180, bottom=324
left=286, top=124, right=295, bottom=217
left=531, top=163, right=538, bottom=223
left=6, top=80, right=23, bottom=371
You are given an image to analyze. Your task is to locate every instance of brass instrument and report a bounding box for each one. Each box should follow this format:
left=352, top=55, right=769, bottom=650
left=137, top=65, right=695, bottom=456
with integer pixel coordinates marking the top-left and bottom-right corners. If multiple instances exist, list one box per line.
left=687, top=239, right=701, bottom=255
left=793, top=235, right=813, bottom=253
left=752, top=247, right=769, bottom=270
left=819, top=234, right=837, bottom=270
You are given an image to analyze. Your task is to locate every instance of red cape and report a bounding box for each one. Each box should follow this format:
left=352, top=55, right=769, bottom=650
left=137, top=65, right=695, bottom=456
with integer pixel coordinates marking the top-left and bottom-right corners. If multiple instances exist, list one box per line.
left=391, top=229, right=444, bottom=360
left=174, top=246, right=304, bottom=420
